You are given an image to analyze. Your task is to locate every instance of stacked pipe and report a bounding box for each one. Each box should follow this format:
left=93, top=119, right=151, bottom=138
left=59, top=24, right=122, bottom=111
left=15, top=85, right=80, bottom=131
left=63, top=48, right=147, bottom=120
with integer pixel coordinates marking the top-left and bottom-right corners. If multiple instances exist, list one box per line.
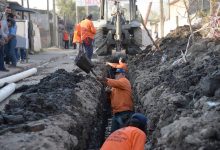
left=0, top=68, right=37, bottom=103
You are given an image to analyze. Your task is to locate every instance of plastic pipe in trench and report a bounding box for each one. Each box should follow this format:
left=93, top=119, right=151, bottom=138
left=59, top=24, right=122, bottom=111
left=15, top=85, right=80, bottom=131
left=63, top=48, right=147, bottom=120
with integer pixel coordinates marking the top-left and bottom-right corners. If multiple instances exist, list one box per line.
left=0, top=68, right=37, bottom=87
left=0, top=83, right=16, bottom=103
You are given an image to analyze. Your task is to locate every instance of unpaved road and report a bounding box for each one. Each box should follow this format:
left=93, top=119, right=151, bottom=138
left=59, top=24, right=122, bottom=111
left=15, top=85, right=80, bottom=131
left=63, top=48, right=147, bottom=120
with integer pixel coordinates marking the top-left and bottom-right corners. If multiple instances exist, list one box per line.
left=0, top=50, right=78, bottom=111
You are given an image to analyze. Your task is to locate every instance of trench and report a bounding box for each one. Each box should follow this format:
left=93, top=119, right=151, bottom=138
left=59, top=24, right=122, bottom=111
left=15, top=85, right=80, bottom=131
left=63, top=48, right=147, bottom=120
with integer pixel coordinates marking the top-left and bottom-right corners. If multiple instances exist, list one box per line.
left=86, top=85, right=111, bottom=150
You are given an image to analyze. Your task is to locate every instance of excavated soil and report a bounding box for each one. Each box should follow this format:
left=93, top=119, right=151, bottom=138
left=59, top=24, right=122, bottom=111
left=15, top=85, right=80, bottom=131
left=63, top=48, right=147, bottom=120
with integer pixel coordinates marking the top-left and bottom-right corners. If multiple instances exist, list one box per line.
left=0, top=69, right=108, bottom=150
left=128, top=26, right=220, bottom=150
left=0, top=25, right=220, bottom=150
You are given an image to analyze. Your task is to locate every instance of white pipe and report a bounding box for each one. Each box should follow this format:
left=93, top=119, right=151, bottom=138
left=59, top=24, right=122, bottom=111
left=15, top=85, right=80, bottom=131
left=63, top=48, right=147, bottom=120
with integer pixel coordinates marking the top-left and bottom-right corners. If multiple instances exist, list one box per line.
left=0, top=68, right=37, bottom=87
left=0, top=83, right=16, bottom=103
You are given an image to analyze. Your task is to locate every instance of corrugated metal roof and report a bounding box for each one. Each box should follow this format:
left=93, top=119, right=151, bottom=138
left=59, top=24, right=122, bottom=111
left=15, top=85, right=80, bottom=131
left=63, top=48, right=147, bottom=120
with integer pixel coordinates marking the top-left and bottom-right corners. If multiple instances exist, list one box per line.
left=7, top=1, right=36, bottom=13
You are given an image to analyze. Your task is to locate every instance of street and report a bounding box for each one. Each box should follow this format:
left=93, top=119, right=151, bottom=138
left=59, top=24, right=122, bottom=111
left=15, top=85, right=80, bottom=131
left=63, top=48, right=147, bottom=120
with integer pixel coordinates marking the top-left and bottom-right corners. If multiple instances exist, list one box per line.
left=0, top=48, right=78, bottom=111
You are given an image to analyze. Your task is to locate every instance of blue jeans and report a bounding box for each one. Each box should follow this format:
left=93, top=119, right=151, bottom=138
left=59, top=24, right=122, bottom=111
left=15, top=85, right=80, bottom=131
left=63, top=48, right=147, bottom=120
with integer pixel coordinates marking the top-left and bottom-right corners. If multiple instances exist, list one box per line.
left=5, top=38, right=17, bottom=66
left=15, top=48, right=26, bottom=61
left=83, top=38, right=93, bottom=60
left=0, top=35, right=6, bottom=70
left=111, top=111, right=134, bottom=133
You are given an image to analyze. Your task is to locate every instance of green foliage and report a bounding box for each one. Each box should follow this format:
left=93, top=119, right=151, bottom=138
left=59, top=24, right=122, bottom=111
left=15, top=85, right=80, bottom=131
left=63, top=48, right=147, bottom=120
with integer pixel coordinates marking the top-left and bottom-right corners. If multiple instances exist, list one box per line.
left=56, top=0, right=76, bottom=23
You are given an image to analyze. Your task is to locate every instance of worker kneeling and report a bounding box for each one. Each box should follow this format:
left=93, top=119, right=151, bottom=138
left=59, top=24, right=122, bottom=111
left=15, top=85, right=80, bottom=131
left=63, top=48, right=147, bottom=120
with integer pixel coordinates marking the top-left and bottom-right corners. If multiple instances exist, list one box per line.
left=101, top=113, right=147, bottom=150
left=98, top=68, right=134, bottom=133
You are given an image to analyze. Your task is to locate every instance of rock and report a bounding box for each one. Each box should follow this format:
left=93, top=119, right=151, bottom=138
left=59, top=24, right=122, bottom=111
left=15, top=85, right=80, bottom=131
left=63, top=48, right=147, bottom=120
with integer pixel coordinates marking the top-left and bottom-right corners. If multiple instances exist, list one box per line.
left=199, top=77, right=217, bottom=96
left=185, top=134, right=202, bottom=144
left=207, top=42, right=215, bottom=49
left=214, top=44, right=220, bottom=52
left=200, top=128, right=217, bottom=139
left=171, top=94, right=188, bottom=108
left=0, top=115, right=4, bottom=124
left=3, top=115, right=24, bottom=125
left=214, top=88, right=220, bottom=98
left=189, top=42, right=207, bottom=58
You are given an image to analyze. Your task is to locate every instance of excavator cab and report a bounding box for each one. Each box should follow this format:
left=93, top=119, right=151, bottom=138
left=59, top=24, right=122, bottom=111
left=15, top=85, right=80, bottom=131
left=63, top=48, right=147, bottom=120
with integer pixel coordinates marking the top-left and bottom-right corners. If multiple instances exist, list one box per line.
left=94, top=0, right=142, bottom=56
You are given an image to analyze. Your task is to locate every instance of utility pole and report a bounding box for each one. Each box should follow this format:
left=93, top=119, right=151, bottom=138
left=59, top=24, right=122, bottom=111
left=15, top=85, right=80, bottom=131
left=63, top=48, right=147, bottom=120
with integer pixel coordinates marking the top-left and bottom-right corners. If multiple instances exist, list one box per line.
left=27, top=0, right=30, bottom=20
left=86, top=3, right=89, bottom=16
left=160, top=0, right=164, bottom=37
left=21, top=0, right=24, bottom=19
left=53, top=0, right=57, bottom=46
left=47, top=0, right=51, bottom=47
left=210, top=0, right=213, bottom=15
left=76, top=2, right=78, bottom=23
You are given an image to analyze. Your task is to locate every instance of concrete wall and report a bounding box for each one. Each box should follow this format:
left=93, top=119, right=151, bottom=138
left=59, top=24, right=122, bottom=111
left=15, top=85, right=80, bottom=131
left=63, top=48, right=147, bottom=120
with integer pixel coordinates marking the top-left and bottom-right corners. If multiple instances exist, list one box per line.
left=30, top=13, right=51, bottom=48
left=33, top=23, right=42, bottom=52
left=149, top=1, right=190, bottom=38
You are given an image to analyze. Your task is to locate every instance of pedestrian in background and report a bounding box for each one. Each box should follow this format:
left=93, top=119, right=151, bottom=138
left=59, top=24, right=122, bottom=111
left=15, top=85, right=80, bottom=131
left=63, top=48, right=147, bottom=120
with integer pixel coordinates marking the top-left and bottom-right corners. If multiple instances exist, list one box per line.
left=0, top=7, right=9, bottom=72
left=73, top=22, right=81, bottom=50
left=80, top=14, right=96, bottom=60
left=6, top=17, right=17, bottom=67
left=63, top=30, right=69, bottom=49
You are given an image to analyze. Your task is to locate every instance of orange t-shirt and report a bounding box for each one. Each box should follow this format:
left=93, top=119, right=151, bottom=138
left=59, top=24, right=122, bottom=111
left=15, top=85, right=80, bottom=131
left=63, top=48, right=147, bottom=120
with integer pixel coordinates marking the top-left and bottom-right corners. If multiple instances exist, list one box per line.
left=73, top=23, right=81, bottom=43
left=108, top=62, right=128, bottom=72
left=63, top=32, right=69, bottom=41
left=101, top=126, right=146, bottom=150
left=107, top=77, right=133, bottom=114
left=80, top=19, right=96, bottom=40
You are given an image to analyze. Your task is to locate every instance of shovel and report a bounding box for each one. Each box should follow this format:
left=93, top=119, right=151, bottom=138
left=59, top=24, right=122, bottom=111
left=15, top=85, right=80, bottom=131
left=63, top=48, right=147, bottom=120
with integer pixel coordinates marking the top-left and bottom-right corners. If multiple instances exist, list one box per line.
left=75, top=52, right=97, bottom=75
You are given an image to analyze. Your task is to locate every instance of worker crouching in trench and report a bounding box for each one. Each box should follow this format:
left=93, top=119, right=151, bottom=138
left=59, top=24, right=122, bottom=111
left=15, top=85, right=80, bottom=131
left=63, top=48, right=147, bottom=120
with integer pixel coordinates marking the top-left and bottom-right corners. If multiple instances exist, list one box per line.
left=97, top=68, right=134, bottom=133
left=101, top=113, right=147, bottom=150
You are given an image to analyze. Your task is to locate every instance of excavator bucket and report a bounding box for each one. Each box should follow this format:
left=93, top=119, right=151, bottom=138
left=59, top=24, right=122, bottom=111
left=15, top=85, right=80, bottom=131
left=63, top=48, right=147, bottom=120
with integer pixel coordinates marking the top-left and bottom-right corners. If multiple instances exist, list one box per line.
left=112, top=49, right=126, bottom=57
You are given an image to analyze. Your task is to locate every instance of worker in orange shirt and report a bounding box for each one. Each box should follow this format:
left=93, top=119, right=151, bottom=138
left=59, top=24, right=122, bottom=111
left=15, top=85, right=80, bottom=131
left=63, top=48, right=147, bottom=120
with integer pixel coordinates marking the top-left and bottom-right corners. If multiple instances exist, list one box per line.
left=106, top=57, right=128, bottom=78
left=63, top=30, right=69, bottom=49
left=80, top=14, right=96, bottom=60
left=72, top=23, right=81, bottom=49
left=101, top=113, right=147, bottom=150
left=98, top=68, right=134, bottom=133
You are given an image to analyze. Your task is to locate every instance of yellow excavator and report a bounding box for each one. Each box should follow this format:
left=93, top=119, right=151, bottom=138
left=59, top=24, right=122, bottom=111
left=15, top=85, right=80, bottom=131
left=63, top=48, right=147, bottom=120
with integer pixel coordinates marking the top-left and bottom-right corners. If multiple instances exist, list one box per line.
left=94, top=0, right=142, bottom=57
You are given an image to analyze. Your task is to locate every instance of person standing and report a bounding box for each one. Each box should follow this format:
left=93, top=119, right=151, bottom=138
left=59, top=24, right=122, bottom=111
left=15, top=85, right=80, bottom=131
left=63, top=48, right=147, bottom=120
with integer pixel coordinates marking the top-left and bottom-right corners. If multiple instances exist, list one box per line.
left=101, top=113, right=147, bottom=150
left=6, top=18, right=17, bottom=67
left=97, top=68, right=134, bottom=133
left=72, top=22, right=81, bottom=49
left=80, top=14, right=96, bottom=60
left=0, top=9, right=9, bottom=72
left=63, top=30, right=69, bottom=49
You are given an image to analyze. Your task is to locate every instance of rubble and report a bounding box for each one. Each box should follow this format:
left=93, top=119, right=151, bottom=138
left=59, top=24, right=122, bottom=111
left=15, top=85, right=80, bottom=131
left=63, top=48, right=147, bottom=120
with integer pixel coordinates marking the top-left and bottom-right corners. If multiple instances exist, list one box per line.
left=128, top=26, right=220, bottom=149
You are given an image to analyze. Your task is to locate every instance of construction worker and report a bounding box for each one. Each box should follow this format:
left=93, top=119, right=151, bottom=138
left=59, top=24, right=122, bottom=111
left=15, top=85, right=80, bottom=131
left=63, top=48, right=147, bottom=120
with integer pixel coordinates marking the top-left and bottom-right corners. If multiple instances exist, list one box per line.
left=97, top=68, right=134, bottom=133
left=101, top=113, right=147, bottom=150
left=72, top=23, right=81, bottom=50
left=63, top=30, right=69, bottom=49
left=80, top=14, right=96, bottom=60
left=106, top=57, right=128, bottom=78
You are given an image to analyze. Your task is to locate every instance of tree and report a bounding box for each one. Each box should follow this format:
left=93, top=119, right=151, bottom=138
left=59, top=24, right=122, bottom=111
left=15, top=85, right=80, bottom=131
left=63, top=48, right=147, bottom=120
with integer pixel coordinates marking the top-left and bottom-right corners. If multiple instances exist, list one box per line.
left=56, top=0, right=76, bottom=26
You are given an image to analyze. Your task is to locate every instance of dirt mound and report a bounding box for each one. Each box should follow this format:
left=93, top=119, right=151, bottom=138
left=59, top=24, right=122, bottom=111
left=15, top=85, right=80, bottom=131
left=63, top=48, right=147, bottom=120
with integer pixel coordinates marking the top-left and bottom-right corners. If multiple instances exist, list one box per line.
left=0, top=69, right=106, bottom=150
left=128, top=26, right=220, bottom=149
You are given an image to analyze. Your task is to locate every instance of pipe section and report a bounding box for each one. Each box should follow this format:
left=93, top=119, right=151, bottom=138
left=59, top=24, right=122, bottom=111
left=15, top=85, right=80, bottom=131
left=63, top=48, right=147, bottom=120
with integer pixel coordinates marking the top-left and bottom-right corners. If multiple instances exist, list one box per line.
left=0, top=83, right=16, bottom=103
left=0, top=68, right=37, bottom=87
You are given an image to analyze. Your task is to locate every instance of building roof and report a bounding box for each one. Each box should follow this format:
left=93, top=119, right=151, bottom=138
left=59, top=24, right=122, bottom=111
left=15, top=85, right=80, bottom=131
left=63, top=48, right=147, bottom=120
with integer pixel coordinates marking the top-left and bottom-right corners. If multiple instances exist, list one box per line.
left=7, top=1, right=36, bottom=13
left=169, top=0, right=180, bottom=5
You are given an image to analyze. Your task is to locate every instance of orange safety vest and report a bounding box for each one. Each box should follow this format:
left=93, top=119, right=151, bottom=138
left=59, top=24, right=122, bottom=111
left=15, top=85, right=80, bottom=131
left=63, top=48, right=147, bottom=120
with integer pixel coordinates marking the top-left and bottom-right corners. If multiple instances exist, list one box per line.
left=80, top=19, right=96, bottom=41
left=101, top=126, right=146, bottom=150
left=106, top=77, right=133, bottom=114
left=73, top=23, right=81, bottom=43
left=63, top=32, right=69, bottom=41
